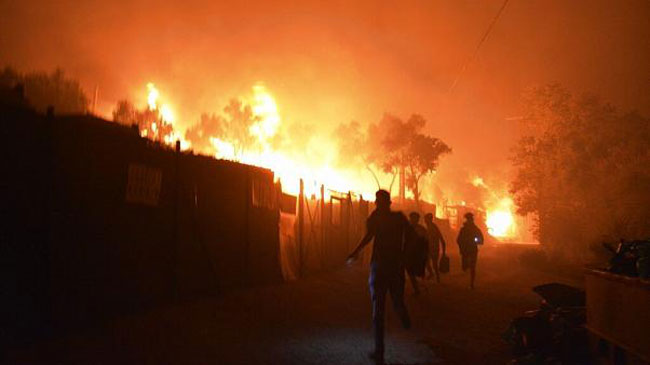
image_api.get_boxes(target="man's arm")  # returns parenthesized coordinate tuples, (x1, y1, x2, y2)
(347, 231, 373, 261)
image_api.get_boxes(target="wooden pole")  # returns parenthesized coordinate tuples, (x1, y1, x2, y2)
(320, 184, 325, 269)
(347, 191, 352, 252)
(298, 178, 305, 277)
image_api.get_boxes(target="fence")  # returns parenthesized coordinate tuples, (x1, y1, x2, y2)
(1, 105, 282, 344)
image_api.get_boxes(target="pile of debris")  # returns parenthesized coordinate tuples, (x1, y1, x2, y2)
(603, 239, 650, 279)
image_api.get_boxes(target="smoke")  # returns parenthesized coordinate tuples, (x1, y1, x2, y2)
(2, 0, 649, 238)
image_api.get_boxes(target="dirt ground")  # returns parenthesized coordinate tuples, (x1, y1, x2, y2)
(5, 244, 584, 365)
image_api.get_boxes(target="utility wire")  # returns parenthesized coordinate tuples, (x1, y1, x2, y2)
(448, 0, 510, 93)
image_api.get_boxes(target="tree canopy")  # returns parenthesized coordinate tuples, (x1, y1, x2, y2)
(0, 66, 88, 114)
(335, 113, 451, 205)
(112, 99, 173, 144)
(184, 99, 261, 157)
(510, 84, 650, 257)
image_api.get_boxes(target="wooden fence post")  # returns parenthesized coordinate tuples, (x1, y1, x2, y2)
(298, 179, 304, 277)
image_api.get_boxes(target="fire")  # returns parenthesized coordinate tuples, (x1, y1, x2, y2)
(147, 83, 159, 110)
(146, 82, 173, 123)
(249, 84, 280, 144)
(472, 176, 485, 187)
(485, 196, 516, 238)
(142, 82, 190, 150)
(205, 83, 375, 199)
(133, 82, 529, 244)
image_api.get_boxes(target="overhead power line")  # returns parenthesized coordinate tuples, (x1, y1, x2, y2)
(448, 0, 510, 93)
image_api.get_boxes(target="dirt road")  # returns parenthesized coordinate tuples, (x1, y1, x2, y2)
(6, 245, 583, 364)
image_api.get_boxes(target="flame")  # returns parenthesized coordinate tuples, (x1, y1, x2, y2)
(134, 82, 528, 244)
(485, 196, 515, 237)
(147, 83, 159, 110)
(472, 176, 485, 187)
(160, 105, 175, 123)
(141, 82, 190, 150)
(249, 84, 280, 144)
(147, 82, 173, 124)
(203, 84, 375, 199)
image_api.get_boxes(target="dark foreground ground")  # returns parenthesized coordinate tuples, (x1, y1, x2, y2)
(5, 245, 583, 365)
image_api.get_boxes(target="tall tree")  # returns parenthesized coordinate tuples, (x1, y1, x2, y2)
(335, 113, 451, 204)
(183, 98, 260, 158)
(374, 114, 451, 207)
(511, 84, 650, 258)
(184, 113, 225, 154)
(222, 99, 258, 156)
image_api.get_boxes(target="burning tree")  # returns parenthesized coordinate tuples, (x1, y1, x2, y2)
(184, 84, 287, 160)
(510, 84, 650, 258)
(112, 83, 186, 148)
(184, 113, 224, 153)
(184, 99, 262, 157)
(112, 99, 173, 144)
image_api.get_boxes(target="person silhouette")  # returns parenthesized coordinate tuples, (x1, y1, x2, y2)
(347, 190, 412, 364)
(424, 213, 446, 283)
(456, 212, 484, 289)
(406, 212, 428, 295)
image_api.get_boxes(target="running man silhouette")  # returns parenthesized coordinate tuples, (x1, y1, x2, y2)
(347, 190, 412, 364)
(456, 212, 484, 289)
(406, 211, 428, 295)
(424, 213, 447, 283)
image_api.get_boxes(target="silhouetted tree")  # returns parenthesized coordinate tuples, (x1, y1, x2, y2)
(0, 66, 88, 114)
(112, 99, 172, 143)
(335, 113, 451, 204)
(222, 99, 258, 156)
(511, 84, 650, 258)
(374, 114, 451, 207)
(184, 113, 225, 154)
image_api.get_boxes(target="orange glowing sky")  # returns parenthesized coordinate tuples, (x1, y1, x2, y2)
(1, 0, 649, 186)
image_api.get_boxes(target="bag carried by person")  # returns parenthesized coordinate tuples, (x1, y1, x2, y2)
(439, 254, 450, 273)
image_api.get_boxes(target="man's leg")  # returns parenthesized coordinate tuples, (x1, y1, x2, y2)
(408, 272, 420, 295)
(432, 254, 440, 283)
(389, 270, 411, 330)
(425, 258, 434, 279)
(369, 267, 388, 359)
(469, 254, 477, 289)
(461, 254, 468, 272)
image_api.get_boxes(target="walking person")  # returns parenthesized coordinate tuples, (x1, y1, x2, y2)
(456, 212, 484, 289)
(406, 212, 428, 296)
(347, 190, 412, 364)
(424, 213, 446, 283)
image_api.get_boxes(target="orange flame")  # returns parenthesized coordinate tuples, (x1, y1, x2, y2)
(143, 82, 190, 150)
(485, 196, 515, 237)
